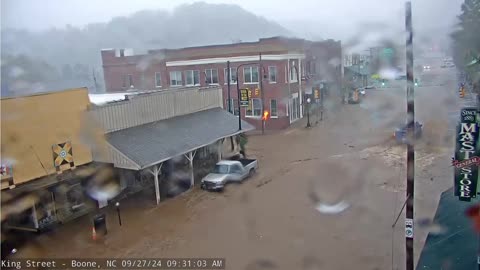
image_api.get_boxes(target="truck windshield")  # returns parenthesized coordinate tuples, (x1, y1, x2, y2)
(212, 164, 229, 174)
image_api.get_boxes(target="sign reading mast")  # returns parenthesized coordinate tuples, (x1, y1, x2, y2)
(454, 107, 480, 201)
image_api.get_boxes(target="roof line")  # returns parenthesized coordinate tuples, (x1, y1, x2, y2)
(0, 87, 88, 100)
(105, 141, 142, 170)
(139, 125, 254, 170)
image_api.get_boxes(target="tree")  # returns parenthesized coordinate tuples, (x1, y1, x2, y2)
(451, 0, 480, 86)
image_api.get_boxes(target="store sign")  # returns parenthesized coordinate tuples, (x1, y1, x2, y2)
(240, 88, 249, 107)
(453, 108, 479, 201)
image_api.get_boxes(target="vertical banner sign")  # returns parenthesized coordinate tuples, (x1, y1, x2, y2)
(240, 89, 249, 107)
(453, 107, 479, 201)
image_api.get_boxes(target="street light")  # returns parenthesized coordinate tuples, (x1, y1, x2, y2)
(235, 62, 267, 131)
(115, 202, 122, 226)
(306, 97, 312, 128)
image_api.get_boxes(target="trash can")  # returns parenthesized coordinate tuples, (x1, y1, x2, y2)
(93, 214, 107, 236)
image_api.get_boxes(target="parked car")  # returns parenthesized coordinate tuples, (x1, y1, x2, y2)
(201, 159, 258, 191)
(393, 121, 423, 144)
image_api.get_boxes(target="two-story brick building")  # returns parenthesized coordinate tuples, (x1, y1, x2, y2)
(101, 37, 342, 130)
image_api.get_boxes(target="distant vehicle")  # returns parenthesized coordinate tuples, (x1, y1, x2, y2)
(423, 65, 431, 70)
(201, 159, 258, 191)
(365, 85, 376, 89)
(393, 121, 423, 144)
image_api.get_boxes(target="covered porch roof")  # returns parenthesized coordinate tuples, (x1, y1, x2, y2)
(106, 107, 254, 170)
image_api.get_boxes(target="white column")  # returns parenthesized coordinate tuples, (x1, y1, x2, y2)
(184, 150, 197, 187)
(218, 139, 224, 162)
(299, 57, 303, 118)
(148, 164, 163, 205)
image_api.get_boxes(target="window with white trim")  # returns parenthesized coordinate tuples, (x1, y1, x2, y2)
(270, 99, 278, 117)
(226, 98, 239, 116)
(268, 66, 277, 83)
(185, 70, 200, 86)
(155, 72, 162, 87)
(246, 98, 262, 117)
(205, 69, 218, 84)
(244, 66, 259, 83)
(290, 64, 298, 82)
(224, 68, 237, 84)
(169, 71, 182, 86)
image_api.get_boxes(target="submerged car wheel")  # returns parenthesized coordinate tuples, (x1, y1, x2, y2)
(249, 168, 255, 177)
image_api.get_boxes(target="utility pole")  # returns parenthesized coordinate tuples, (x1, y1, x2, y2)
(227, 61, 231, 113)
(260, 53, 265, 134)
(227, 61, 235, 151)
(405, 2, 415, 270)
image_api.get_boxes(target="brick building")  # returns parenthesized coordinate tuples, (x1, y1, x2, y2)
(101, 37, 342, 130)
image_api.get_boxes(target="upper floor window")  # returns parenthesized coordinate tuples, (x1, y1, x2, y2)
(205, 69, 218, 84)
(290, 63, 298, 82)
(155, 72, 162, 87)
(224, 68, 237, 84)
(268, 66, 277, 83)
(185, 70, 200, 86)
(244, 66, 259, 83)
(123, 74, 134, 88)
(170, 71, 182, 86)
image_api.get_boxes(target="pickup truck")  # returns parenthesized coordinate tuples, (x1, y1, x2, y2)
(393, 121, 423, 144)
(200, 159, 258, 191)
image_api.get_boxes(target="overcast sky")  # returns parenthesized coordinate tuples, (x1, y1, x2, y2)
(2, 0, 462, 33)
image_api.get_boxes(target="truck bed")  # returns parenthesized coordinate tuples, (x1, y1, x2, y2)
(239, 158, 256, 167)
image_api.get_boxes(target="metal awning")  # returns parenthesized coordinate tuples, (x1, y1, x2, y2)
(106, 107, 254, 170)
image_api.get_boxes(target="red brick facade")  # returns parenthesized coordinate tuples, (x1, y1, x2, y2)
(101, 37, 342, 130)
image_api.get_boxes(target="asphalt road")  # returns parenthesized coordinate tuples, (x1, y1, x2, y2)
(14, 67, 464, 270)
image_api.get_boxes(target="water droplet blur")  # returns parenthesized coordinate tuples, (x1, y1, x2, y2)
(84, 166, 121, 201)
(416, 218, 448, 235)
(379, 67, 398, 80)
(315, 201, 350, 214)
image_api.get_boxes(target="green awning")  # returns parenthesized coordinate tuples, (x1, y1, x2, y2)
(417, 187, 478, 269)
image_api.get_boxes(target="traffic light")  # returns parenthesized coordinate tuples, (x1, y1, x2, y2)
(262, 110, 269, 121)
(248, 89, 252, 98)
(460, 87, 465, 98)
(255, 88, 260, 96)
(314, 89, 320, 99)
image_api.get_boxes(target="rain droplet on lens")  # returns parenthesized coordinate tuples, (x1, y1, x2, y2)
(315, 201, 350, 215)
(85, 166, 121, 201)
(416, 218, 447, 235)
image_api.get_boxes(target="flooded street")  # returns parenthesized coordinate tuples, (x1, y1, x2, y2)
(13, 69, 462, 269)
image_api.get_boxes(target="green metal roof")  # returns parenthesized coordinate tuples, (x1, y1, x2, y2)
(417, 187, 478, 269)
(344, 65, 370, 76)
